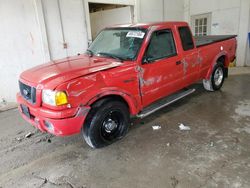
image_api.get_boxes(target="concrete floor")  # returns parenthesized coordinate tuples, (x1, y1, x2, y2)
(0, 74, 250, 188)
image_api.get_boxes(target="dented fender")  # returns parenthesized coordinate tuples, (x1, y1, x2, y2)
(85, 88, 141, 115)
(56, 65, 142, 115)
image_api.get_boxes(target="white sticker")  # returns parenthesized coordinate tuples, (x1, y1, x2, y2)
(126, 31, 145, 39)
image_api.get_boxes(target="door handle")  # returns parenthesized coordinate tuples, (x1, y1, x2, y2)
(176, 61, 182, 65)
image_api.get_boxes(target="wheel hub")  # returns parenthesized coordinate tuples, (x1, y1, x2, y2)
(103, 118, 118, 133)
(214, 67, 223, 86)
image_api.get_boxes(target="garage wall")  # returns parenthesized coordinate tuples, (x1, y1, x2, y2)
(90, 6, 132, 39)
(245, 4, 250, 66)
(0, 0, 44, 103)
(163, 0, 184, 21)
(246, 22, 250, 66)
(138, 0, 164, 22)
(137, 0, 184, 22)
(0, 0, 89, 104)
(184, 0, 250, 66)
(42, 0, 88, 60)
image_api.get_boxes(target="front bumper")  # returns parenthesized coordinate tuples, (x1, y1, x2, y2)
(16, 93, 90, 136)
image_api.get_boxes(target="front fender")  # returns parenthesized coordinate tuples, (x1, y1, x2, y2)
(84, 88, 141, 115)
(56, 66, 141, 115)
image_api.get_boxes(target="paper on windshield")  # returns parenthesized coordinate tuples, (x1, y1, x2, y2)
(126, 31, 145, 39)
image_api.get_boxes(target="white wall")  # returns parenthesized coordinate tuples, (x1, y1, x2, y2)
(90, 6, 132, 39)
(0, 0, 90, 105)
(137, 0, 184, 22)
(42, 0, 88, 60)
(184, 0, 250, 66)
(184, 0, 241, 34)
(138, 0, 164, 22)
(239, 0, 250, 66)
(0, 0, 44, 103)
(246, 14, 250, 66)
(164, 0, 184, 21)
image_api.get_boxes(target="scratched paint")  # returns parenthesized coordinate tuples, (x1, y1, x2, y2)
(136, 65, 163, 87)
(182, 59, 188, 74)
(66, 80, 80, 89)
(143, 76, 162, 86)
(192, 54, 203, 68)
(136, 66, 145, 87)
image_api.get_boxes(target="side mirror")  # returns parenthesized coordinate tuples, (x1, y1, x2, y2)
(142, 56, 149, 64)
(142, 56, 154, 64)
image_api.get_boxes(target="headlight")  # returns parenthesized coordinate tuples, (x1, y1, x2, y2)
(42, 90, 68, 106)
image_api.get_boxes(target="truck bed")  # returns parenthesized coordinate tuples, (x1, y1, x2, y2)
(194, 35, 237, 48)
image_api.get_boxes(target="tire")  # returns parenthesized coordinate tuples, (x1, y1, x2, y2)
(82, 99, 130, 148)
(203, 62, 225, 91)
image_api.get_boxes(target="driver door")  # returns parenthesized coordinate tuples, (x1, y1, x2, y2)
(140, 29, 184, 107)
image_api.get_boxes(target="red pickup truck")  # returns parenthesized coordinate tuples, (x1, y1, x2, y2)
(17, 22, 237, 148)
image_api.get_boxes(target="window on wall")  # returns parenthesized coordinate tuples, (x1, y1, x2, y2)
(195, 17, 207, 36)
(192, 13, 211, 36)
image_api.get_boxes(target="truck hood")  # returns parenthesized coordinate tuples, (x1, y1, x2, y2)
(20, 54, 123, 89)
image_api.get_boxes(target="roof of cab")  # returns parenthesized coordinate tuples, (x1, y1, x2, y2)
(107, 21, 188, 29)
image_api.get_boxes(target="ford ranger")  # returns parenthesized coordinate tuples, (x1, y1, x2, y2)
(17, 22, 237, 148)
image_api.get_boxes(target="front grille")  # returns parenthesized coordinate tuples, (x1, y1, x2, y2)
(19, 81, 36, 104)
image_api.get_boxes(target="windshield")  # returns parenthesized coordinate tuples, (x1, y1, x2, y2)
(88, 28, 147, 61)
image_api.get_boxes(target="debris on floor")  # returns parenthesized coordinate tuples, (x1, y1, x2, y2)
(17, 130, 24, 135)
(210, 142, 214, 147)
(170, 176, 179, 188)
(35, 135, 53, 144)
(15, 137, 23, 142)
(152, 125, 161, 130)
(178, 123, 191, 131)
(166, 142, 171, 147)
(25, 132, 34, 138)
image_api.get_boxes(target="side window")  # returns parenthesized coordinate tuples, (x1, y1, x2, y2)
(144, 29, 177, 62)
(178, 27, 194, 51)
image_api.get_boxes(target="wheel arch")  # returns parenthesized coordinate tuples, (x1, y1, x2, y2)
(85, 91, 140, 115)
(205, 52, 229, 80)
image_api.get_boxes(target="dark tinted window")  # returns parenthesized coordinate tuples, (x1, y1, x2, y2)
(145, 29, 177, 62)
(178, 27, 194, 51)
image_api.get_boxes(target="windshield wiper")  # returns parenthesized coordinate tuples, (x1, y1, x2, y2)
(97, 52, 124, 62)
(86, 49, 94, 57)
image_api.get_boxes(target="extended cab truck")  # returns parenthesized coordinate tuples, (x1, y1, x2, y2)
(17, 22, 237, 148)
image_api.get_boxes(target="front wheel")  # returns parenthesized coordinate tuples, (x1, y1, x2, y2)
(82, 99, 130, 148)
(203, 62, 225, 91)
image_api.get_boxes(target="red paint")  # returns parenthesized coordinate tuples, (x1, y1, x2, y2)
(17, 22, 237, 136)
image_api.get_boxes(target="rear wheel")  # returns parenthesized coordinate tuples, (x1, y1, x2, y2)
(82, 99, 130, 148)
(203, 62, 225, 91)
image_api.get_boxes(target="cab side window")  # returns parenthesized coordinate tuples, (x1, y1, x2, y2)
(178, 27, 194, 51)
(144, 29, 177, 62)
